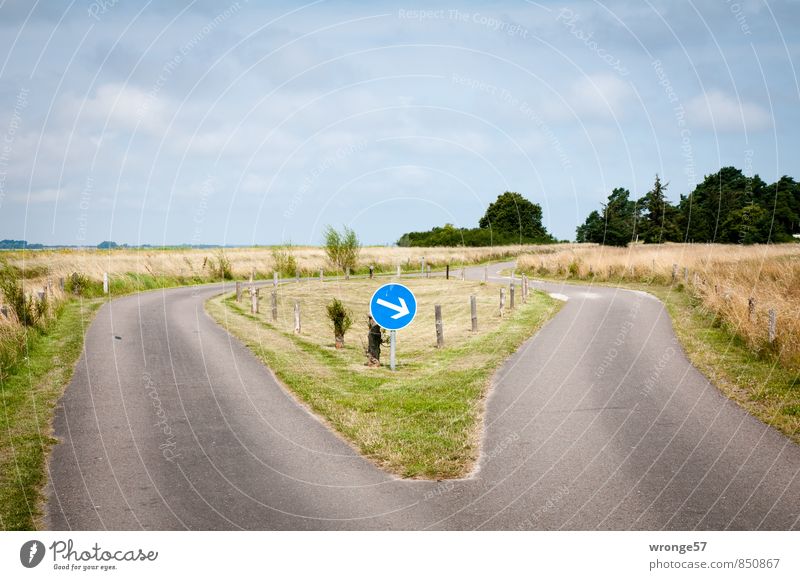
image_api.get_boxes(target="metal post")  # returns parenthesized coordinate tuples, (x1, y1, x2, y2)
(294, 302, 301, 334)
(390, 330, 396, 371)
(499, 287, 505, 317)
(510, 281, 515, 309)
(470, 295, 478, 332)
(446, 265, 450, 280)
(434, 304, 444, 348)
(271, 291, 277, 322)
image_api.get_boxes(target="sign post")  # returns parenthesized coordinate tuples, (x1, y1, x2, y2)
(390, 330, 396, 371)
(369, 283, 417, 371)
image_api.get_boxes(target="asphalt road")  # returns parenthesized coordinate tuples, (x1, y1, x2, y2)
(46, 262, 800, 530)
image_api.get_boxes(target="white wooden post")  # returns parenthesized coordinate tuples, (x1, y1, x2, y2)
(768, 309, 776, 343)
(271, 291, 278, 321)
(499, 287, 506, 317)
(251, 288, 259, 314)
(103, 272, 109, 294)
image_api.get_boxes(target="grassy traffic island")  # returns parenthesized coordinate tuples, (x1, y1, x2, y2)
(207, 277, 561, 479)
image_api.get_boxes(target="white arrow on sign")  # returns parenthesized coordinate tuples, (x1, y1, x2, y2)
(376, 297, 410, 319)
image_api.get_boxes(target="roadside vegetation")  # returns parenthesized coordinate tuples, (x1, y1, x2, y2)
(207, 278, 560, 478)
(0, 294, 102, 529)
(517, 243, 800, 443)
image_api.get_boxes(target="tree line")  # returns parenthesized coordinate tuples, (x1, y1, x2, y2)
(576, 166, 800, 246)
(398, 191, 556, 246)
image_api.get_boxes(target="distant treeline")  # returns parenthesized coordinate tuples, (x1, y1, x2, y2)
(0, 240, 44, 249)
(577, 167, 800, 246)
(398, 191, 556, 247)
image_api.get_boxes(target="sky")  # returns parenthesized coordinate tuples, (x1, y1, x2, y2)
(0, 0, 798, 246)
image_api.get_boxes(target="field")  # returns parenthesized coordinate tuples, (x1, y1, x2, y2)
(207, 277, 560, 478)
(518, 243, 800, 368)
(1, 244, 564, 295)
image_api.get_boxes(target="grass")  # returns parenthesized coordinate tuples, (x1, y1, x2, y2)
(2, 243, 568, 300)
(517, 243, 800, 367)
(207, 278, 561, 478)
(647, 284, 800, 443)
(0, 298, 103, 530)
(514, 249, 800, 445)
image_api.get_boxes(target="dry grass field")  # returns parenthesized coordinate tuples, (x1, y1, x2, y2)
(2, 244, 563, 291)
(518, 243, 800, 369)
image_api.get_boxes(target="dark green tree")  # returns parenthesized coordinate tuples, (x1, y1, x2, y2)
(602, 187, 637, 246)
(478, 191, 553, 243)
(575, 210, 604, 243)
(761, 176, 800, 242)
(637, 175, 681, 243)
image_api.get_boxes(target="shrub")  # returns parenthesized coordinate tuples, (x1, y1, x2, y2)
(271, 243, 298, 277)
(0, 265, 45, 327)
(323, 225, 360, 273)
(208, 250, 233, 280)
(65, 272, 93, 296)
(326, 298, 352, 348)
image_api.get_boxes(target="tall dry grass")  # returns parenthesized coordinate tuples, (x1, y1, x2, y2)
(2, 244, 565, 293)
(517, 243, 800, 368)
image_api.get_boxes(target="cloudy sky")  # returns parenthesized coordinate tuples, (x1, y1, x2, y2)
(0, 0, 798, 245)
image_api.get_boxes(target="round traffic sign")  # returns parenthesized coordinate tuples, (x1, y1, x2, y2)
(369, 283, 417, 331)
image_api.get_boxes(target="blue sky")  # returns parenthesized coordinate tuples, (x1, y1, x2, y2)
(0, 0, 798, 245)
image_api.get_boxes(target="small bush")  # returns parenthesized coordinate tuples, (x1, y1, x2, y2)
(271, 243, 298, 277)
(323, 225, 360, 273)
(326, 298, 352, 348)
(65, 272, 94, 296)
(0, 266, 45, 327)
(208, 250, 233, 280)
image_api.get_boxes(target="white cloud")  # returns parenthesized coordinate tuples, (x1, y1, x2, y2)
(537, 74, 633, 122)
(686, 90, 772, 132)
(61, 83, 167, 136)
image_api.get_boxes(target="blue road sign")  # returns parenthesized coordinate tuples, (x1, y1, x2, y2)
(369, 283, 417, 331)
